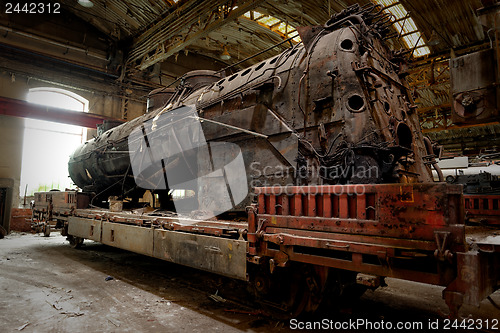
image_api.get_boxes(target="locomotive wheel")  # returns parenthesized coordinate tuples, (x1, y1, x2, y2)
(43, 223, 51, 237)
(68, 235, 84, 249)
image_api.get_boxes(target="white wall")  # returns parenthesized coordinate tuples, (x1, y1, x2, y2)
(0, 72, 27, 207)
(0, 115, 23, 207)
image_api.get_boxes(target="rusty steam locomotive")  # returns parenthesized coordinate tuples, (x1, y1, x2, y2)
(68, 3, 440, 212)
(30, 3, 499, 317)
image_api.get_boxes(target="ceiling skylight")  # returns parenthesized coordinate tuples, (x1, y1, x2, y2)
(372, 0, 430, 57)
(242, 11, 301, 43)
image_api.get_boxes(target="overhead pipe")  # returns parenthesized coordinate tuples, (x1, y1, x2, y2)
(0, 25, 108, 61)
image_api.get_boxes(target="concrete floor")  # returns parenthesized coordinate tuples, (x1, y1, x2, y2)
(0, 232, 499, 332)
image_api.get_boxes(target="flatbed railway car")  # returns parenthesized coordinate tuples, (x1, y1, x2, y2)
(32, 186, 500, 317)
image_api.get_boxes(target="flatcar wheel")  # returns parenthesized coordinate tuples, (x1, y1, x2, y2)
(43, 223, 51, 237)
(61, 224, 68, 237)
(250, 263, 328, 318)
(68, 235, 84, 249)
(315, 269, 368, 314)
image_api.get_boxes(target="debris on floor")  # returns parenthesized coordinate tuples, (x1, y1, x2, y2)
(209, 290, 226, 303)
(16, 322, 29, 331)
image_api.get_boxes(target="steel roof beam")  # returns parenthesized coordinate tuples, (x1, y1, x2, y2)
(0, 96, 123, 129)
(129, 0, 266, 70)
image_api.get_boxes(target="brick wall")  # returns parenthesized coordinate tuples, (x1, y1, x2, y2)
(10, 208, 32, 232)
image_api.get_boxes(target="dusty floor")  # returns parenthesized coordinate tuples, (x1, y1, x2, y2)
(0, 232, 499, 332)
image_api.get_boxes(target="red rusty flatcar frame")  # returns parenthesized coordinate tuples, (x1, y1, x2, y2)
(248, 183, 499, 315)
(248, 183, 465, 282)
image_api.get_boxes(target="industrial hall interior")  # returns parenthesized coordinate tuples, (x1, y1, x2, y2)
(0, 0, 500, 332)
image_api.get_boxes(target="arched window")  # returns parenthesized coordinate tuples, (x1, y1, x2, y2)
(27, 87, 89, 112)
(21, 88, 88, 196)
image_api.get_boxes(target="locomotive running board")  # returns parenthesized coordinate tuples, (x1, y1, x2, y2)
(68, 216, 247, 280)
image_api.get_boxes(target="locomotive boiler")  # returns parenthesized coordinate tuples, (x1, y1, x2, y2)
(68, 3, 439, 213)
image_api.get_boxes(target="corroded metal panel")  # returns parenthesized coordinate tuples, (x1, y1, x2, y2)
(254, 183, 464, 234)
(249, 183, 466, 286)
(154, 229, 247, 280)
(101, 221, 153, 256)
(450, 49, 499, 123)
(68, 216, 101, 242)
